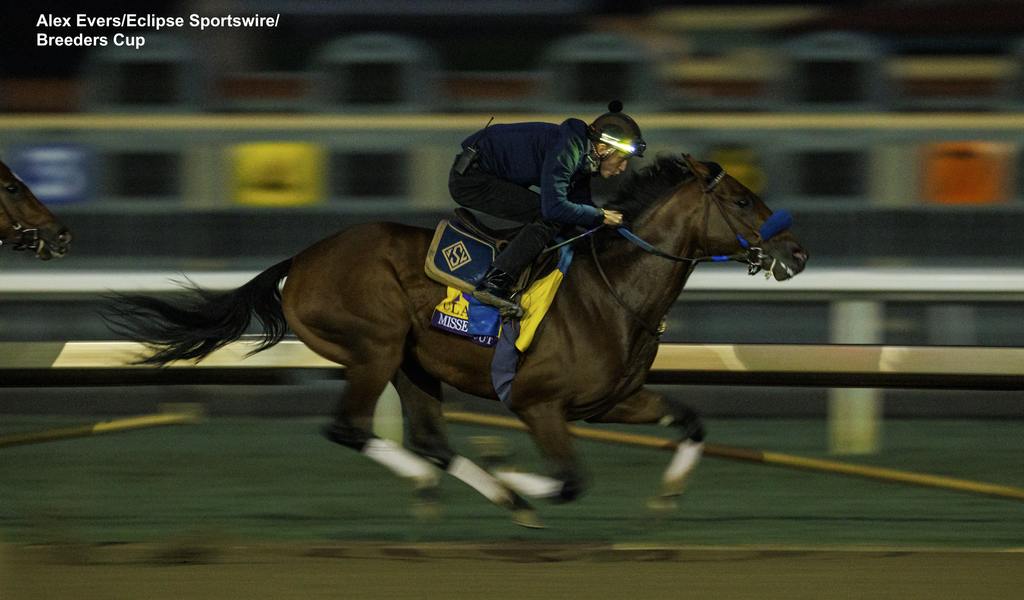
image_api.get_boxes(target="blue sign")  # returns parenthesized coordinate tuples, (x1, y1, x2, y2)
(8, 144, 91, 204)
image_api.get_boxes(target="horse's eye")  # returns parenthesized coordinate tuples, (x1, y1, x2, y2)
(4, 184, 18, 194)
(736, 197, 750, 208)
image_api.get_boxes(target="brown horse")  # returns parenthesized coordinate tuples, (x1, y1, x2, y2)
(108, 154, 807, 526)
(0, 160, 72, 259)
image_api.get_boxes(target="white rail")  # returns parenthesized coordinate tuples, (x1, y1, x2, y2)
(3, 268, 1024, 296)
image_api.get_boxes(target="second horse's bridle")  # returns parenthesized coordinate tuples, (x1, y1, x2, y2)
(0, 186, 41, 252)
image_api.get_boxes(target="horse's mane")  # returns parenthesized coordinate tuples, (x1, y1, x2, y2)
(603, 154, 696, 222)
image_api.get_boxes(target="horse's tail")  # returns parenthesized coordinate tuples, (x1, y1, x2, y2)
(104, 258, 294, 365)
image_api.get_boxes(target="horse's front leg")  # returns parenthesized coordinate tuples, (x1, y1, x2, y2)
(513, 400, 587, 502)
(586, 387, 706, 507)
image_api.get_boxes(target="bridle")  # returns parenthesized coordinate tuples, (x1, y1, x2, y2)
(0, 186, 42, 252)
(590, 155, 792, 337)
(616, 159, 786, 274)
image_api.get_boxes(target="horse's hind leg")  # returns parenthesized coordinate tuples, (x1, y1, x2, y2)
(320, 352, 440, 491)
(586, 387, 706, 508)
(395, 358, 452, 467)
(396, 358, 540, 528)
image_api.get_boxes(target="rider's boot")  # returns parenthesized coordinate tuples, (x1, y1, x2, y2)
(473, 266, 524, 318)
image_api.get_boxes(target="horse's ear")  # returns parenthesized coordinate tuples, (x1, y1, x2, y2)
(680, 153, 707, 179)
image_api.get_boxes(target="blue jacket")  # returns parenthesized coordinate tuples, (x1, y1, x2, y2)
(461, 119, 602, 227)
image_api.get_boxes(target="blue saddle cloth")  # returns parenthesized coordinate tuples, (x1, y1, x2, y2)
(424, 220, 498, 292)
(430, 287, 502, 347)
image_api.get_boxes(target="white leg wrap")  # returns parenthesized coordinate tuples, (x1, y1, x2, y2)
(494, 470, 563, 499)
(662, 440, 703, 495)
(362, 438, 438, 486)
(447, 456, 511, 505)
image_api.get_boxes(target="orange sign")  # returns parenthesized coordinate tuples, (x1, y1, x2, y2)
(922, 142, 1013, 205)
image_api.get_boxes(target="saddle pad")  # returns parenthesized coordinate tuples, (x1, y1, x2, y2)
(491, 244, 574, 405)
(431, 287, 501, 347)
(424, 220, 497, 293)
(515, 245, 573, 352)
(429, 242, 572, 386)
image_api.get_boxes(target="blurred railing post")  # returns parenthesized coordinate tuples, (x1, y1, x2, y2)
(828, 300, 882, 455)
(373, 383, 404, 444)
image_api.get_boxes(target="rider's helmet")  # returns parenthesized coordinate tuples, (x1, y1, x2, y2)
(588, 100, 646, 158)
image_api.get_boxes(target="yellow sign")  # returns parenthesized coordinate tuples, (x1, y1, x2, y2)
(709, 146, 765, 195)
(230, 142, 325, 206)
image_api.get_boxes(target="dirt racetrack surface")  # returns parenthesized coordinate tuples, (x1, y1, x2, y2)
(3, 417, 1022, 598)
(3, 542, 1023, 600)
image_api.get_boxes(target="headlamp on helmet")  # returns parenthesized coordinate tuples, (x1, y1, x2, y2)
(589, 100, 646, 158)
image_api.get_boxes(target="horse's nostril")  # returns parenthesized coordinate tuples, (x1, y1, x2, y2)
(57, 230, 72, 244)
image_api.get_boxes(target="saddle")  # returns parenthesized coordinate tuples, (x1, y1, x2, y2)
(451, 207, 519, 248)
(426, 208, 577, 389)
(425, 208, 556, 293)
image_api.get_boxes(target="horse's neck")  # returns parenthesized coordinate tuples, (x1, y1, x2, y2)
(591, 216, 699, 326)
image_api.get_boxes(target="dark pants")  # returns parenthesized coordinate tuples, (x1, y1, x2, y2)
(448, 163, 562, 276)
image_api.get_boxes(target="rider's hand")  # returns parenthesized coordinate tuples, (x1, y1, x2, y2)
(601, 209, 624, 226)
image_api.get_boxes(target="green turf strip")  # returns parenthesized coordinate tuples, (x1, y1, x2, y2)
(1, 417, 1021, 548)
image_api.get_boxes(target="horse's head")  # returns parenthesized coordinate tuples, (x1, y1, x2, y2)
(0, 160, 72, 260)
(680, 154, 808, 281)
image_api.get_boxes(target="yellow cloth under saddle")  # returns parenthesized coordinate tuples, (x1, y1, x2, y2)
(513, 267, 565, 351)
(437, 265, 565, 353)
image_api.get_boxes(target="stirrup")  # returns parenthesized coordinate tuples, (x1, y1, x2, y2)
(472, 289, 524, 319)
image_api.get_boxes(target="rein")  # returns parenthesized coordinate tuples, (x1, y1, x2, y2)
(590, 158, 793, 337)
(589, 235, 663, 338)
(542, 224, 602, 255)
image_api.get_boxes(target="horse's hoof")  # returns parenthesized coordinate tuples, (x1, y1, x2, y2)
(411, 481, 444, 518)
(646, 494, 678, 513)
(509, 489, 534, 512)
(412, 485, 442, 521)
(552, 475, 585, 503)
(470, 435, 512, 469)
(412, 500, 442, 521)
(512, 509, 544, 529)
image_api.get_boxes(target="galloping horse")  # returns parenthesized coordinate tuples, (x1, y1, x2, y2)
(0, 160, 72, 259)
(108, 154, 807, 525)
